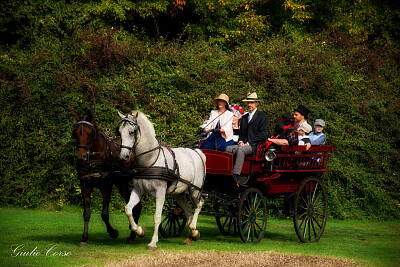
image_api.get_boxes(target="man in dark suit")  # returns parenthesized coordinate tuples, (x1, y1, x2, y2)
(226, 92, 268, 184)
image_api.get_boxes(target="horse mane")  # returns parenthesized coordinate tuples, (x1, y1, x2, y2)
(132, 110, 156, 137)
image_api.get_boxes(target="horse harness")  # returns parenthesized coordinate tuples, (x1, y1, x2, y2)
(119, 116, 203, 192)
(73, 120, 122, 181)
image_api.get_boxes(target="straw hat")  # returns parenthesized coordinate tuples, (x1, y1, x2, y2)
(213, 93, 230, 106)
(242, 92, 261, 102)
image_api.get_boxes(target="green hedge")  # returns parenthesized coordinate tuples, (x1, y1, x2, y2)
(1, 27, 399, 219)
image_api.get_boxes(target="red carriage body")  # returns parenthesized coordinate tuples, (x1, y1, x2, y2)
(198, 143, 333, 243)
(201, 144, 333, 194)
(161, 142, 333, 244)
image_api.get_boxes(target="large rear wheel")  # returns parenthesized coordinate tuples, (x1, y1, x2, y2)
(293, 177, 327, 243)
(238, 188, 267, 243)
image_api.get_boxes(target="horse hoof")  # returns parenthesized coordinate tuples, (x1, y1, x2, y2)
(110, 229, 119, 239)
(147, 245, 157, 251)
(79, 242, 87, 247)
(126, 238, 135, 245)
(183, 238, 192, 245)
(191, 231, 200, 241)
(127, 232, 137, 243)
(137, 226, 145, 238)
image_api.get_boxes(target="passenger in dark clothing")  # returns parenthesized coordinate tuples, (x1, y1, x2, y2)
(226, 92, 268, 184)
(268, 114, 298, 147)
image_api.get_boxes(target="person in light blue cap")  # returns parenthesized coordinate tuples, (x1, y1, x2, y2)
(306, 119, 326, 149)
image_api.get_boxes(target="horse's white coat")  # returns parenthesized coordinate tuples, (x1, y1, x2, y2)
(118, 111, 206, 250)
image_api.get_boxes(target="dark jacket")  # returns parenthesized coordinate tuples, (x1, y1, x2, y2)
(239, 110, 269, 153)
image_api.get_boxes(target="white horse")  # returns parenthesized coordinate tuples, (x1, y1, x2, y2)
(118, 110, 206, 250)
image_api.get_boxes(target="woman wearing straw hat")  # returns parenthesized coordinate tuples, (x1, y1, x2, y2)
(199, 93, 234, 151)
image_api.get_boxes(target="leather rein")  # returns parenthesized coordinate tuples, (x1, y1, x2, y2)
(119, 116, 203, 192)
(73, 120, 118, 164)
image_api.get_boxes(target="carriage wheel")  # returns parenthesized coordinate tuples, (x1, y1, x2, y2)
(293, 177, 327, 243)
(216, 210, 239, 236)
(159, 196, 187, 238)
(238, 188, 267, 244)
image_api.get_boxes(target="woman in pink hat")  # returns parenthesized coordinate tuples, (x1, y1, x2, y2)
(200, 93, 234, 151)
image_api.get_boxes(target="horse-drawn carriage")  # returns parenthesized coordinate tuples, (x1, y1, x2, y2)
(73, 109, 333, 249)
(159, 143, 333, 244)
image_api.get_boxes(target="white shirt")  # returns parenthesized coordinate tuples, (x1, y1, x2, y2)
(248, 108, 257, 123)
(204, 110, 233, 141)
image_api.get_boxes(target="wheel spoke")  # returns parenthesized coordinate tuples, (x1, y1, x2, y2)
(312, 183, 319, 202)
(311, 218, 318, 238)
(302, 218, 309, 238)
(241, 218, 249, 226)
(173, 217, 177, 235)
(163, 218, 171, 232)
(301, 193, 309, 207)
(253, 193, 258, 209)
(312, 189, 322, 205)
(313, 216, 322, 229)
(242, 221, 250, 238)
(255, 221, 263, 231)
(313, 202, 324, 209)
(227, 217, 233, 233)
(255, 195, 263, 211)
(308, 181, 313, 206)
(244, 204, 251, 214)
(298, 210, 307, 218)
(161, 215, 169, 225)
(298, 203, 308, 211)
(298, 213, 307, 229)
(167, 219, 172, 235)
(222, 216, 229, 229)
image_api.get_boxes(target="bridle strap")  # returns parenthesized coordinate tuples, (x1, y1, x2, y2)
(74, 120, 97, 158)
(119, 116, 140, 153)
(77, 121, 95, 128)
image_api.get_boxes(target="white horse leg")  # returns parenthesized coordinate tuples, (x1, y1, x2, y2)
(147, 188, 166, 250)
(125, 188, 145, 237)
(188, 190, 204, 241)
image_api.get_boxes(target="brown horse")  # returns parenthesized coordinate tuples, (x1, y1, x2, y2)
(72, 109, 142, 246)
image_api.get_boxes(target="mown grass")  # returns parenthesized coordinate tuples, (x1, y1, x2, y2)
(0, 206, 399, 266)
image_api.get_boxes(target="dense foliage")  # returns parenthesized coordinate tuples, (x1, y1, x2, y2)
(0, 0, 399, 219)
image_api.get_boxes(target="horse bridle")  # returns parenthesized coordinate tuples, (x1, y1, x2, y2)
(73, 121, 97, 158)
(119, 117, 141, 154)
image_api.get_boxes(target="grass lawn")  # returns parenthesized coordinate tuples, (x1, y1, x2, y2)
(0, 206, 399, 266)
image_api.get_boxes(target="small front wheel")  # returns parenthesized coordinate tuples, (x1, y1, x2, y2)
(216, 214, 239, 236)
(238, 188, 267, 243)
(159, 196, 187, 238)
(293, 177, 327, 243)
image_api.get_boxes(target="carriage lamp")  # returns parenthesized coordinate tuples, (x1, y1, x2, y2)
(265, 148, 276, 162)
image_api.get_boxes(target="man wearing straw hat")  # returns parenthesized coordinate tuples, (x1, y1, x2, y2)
(226, 92, 269, 185)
